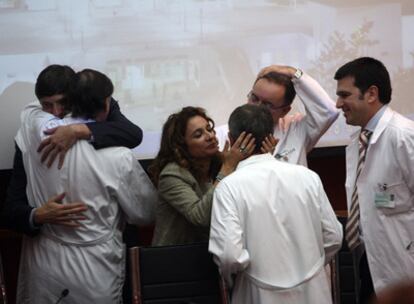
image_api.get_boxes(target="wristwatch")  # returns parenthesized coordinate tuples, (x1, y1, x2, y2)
(293, 68, 303, 79)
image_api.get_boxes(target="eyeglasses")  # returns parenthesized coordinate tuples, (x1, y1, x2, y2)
(247, 91, 287, 111)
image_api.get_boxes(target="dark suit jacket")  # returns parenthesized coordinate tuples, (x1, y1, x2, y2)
(1, 98, 142, 236)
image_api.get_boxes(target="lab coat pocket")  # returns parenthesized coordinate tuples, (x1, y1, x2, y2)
(375, 181, 412, 215)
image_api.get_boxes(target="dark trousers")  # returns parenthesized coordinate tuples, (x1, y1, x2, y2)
(358, 252, 376, 304)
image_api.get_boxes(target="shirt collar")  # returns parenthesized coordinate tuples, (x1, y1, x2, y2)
(365, 105, 387, 132)
(236, 153, 275, 170)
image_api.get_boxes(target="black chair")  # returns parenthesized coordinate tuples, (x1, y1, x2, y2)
(330, 252, 341, 304)
(0, 252, 7, 304)
(129, 242, 229, 304)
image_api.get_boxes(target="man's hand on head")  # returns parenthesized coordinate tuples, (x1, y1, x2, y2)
(38, 124, 91, 169)
(257, 65, 296, 78)
(33, 193, 88, 227)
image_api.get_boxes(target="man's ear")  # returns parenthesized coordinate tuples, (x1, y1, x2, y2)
(366, 85, 379, 104)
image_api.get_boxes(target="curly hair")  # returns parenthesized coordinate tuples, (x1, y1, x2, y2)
(149, 106, 221, 186)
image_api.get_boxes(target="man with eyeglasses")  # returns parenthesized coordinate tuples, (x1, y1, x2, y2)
(215, 65, 338, 167)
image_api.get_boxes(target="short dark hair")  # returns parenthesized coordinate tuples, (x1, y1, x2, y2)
(70, 69, 114, 119)
(35, 64, 75, 100)
(334, 57, 392, 104)
(229, 104, 274, 153)
(255, 71, 296, 106)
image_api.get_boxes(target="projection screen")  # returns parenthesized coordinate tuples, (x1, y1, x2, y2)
(1, 0, 414, 169)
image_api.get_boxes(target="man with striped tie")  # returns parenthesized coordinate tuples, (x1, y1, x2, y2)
(335, 57, 414, 303)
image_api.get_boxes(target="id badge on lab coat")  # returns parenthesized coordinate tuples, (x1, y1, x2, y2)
(374, 183, 395, 208)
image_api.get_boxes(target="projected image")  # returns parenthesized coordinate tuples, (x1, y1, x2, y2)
(1, 0, 414, 167)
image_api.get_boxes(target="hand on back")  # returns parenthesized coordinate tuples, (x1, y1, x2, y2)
(34, 192, 88, 227)
(38, 124, 91, 169)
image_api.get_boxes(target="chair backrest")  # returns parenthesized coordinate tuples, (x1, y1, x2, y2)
(129, 242, 228, 304)
(0, 252, 7, 304)
(330, 253, 340, 304)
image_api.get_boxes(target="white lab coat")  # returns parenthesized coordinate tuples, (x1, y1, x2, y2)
(215, 72, 339, 166)
(15, 103, 157, 304)
(345, 107, 414, 292)
(209, 154, 343, 304)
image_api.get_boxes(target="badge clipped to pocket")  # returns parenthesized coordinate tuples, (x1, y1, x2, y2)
(374, 183, 395, 209)
(275, 148, 295, 162)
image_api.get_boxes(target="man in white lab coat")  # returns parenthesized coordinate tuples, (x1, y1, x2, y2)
(209, 104, 343, 304)
(335, 57, 414, 303)
(16, 69, 156, 303)
(215, 65, 339, 166)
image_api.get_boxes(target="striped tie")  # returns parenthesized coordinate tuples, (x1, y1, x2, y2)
(345, 129, 372, 251)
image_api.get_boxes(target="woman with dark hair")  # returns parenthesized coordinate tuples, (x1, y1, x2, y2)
(150, 106, 254, 246)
